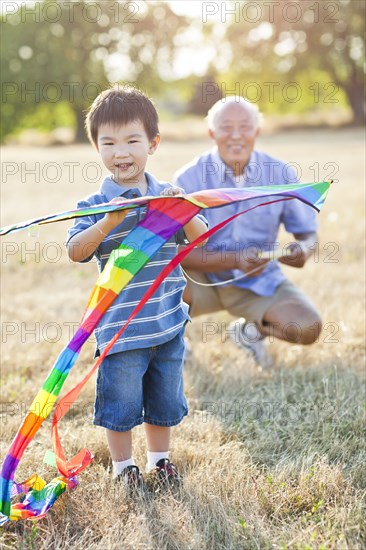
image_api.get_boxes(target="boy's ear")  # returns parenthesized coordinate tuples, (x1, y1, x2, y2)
(148, 134, 160, 155)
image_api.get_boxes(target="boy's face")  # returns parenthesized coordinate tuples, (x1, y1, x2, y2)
(97, 120, 160, 187)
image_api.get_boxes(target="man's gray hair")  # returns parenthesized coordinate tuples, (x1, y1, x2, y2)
(207, 96, 262, 130)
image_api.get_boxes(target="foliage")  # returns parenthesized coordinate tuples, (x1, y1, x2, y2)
(0, 0, 189, 141)
(0, 0, 364, 142)
(220, 0, 365, 123)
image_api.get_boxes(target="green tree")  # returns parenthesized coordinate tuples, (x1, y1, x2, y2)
(0, 0, 190, 142)
(220, 0, 365, 124)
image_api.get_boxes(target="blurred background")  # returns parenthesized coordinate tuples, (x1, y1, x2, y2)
(1, 0, 364, 144)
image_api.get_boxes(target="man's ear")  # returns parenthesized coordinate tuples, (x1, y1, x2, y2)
(208, 128, 215, 140)
(148, 134, 161, 155)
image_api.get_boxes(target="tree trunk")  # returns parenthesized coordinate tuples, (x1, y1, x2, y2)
(73, 107, 88, 143)
(344, 67, 365, 126)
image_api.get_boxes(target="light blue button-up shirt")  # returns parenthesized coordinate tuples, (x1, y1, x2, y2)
(175, 149, 318, 296)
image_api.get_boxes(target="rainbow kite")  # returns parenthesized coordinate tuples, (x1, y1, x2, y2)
(0, 181, 332, 523)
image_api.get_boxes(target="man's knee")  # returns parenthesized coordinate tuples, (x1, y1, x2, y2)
(299, 314, 322, 345)
(283, 313, 322, 345)
(264, 303, 322, 345)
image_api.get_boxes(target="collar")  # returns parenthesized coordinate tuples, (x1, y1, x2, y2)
(99, 172, 161, 201)
(211, 148, 259, 186)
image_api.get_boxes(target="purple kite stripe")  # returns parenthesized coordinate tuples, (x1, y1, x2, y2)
(11, 481, 24, 497)
(139, 209, 186, 239)
(67, 328, 91, 353)
(1, 455, 20, 479)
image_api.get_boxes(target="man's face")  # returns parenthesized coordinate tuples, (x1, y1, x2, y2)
(209, 102, 259, 175)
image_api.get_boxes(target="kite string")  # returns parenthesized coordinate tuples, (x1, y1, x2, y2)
(182, 264, 264, 286)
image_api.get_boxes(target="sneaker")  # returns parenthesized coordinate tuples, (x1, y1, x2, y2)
(145, 459, 182, 492)
(115, 465, 145, 492)
(228, 318, 273, 369)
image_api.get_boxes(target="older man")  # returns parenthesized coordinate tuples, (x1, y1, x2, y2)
(174, 97, 321, 368)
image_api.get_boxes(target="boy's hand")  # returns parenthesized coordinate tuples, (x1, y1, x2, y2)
(160, 186, 185, 197)
(103, 197, 128, 231)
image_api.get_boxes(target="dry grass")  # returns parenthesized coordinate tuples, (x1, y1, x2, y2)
(1, 128, 365, 549)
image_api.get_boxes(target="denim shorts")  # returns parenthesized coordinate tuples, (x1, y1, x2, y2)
(93, 328, 188, 431)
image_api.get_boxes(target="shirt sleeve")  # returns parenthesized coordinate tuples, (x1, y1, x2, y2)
(280, 164, 318, 234)
(281, 199, 318, 234)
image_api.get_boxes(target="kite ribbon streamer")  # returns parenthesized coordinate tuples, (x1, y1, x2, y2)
(0, 181, 332, 522)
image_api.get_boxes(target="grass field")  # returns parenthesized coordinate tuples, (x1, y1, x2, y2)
(1, 128, 365, 549)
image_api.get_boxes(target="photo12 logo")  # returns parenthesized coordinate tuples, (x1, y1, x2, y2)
(2, 1, 140, 24)
(201, 2, 340, 24)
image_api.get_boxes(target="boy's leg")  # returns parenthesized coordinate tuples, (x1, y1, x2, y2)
(144, 424, 170, 452)
(144, 424, 171, 471)
(107, 429, 138, 479)
(143, 331, 187, 481)
(93, 349, 149, 480)
(107, 428, 132, 461)
(144, 424, 181, 486)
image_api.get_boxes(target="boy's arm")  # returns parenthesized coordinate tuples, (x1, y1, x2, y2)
(182, 216, 208, 247)
(67, 199, 128, 262)
(160, 187, 208, 247)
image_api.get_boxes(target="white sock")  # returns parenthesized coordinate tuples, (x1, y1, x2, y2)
(112, 457, 135, 478)
(146, 451, 169, 471)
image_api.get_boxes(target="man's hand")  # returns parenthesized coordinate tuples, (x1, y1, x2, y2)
(278, 232, 318, 268)
(236, 255, 270, 277)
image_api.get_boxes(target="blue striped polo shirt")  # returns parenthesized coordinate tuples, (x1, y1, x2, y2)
(67, 173, 204, 355)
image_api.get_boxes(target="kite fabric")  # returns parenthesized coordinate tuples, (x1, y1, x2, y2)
(0, 182, 330, 237)
(0, 181, 332, 523)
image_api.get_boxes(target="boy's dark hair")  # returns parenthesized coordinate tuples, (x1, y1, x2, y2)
(85, 85, 159, 147)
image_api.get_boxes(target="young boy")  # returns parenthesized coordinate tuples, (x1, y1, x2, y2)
(67, 85, 207, 489)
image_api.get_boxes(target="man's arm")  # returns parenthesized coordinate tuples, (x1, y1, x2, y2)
(180, 246, 269, 277)
(180, 231, 318, 275)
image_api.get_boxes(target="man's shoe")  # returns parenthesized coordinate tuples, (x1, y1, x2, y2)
(228, 318, 273, 369)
